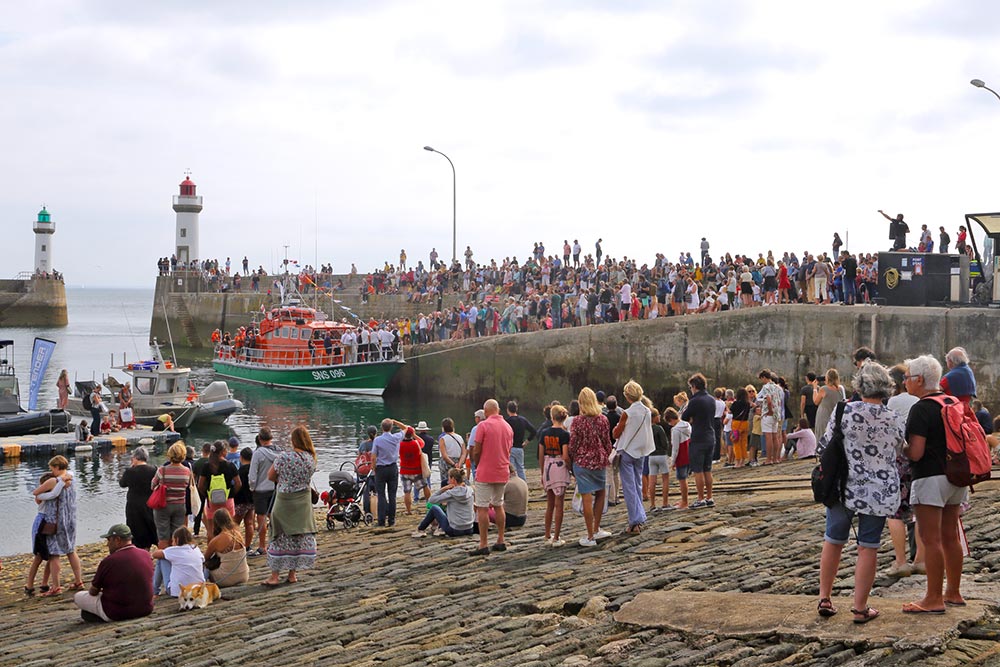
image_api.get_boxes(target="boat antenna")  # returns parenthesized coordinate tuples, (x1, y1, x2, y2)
(160, 295, 178, 364)
(122, 304, 141, 361)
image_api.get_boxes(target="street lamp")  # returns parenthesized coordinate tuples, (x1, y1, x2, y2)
(971, 78, 1000, 102)
(423, 145, 456, 265)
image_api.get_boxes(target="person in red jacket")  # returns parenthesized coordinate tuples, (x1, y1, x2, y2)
(399, 427, 430, 514)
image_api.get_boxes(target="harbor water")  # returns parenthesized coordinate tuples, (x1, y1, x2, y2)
(0, 288, 540, 556)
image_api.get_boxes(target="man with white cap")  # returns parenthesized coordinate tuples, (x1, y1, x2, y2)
(74, 524, 153, 622)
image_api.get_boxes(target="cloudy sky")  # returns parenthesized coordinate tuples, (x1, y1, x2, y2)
(3, 0, 1000, 286)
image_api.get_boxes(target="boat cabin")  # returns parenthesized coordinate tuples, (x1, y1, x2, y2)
(224, 306, 356, 366)
(0, 340, 21, 413)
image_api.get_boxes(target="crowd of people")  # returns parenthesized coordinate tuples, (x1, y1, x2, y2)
(23, 336, 999, 627)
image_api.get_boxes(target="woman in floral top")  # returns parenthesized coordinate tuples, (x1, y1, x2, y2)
(568, 387, 613, 548)
(263, 425, 318, 586)
(816, 361, 905, 624)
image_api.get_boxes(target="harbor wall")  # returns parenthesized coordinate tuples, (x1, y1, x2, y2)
(389, 305, 1000, 411)
(0, 278, 68, 327)
(149, 275, 464, 356)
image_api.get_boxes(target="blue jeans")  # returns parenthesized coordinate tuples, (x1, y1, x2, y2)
(374, 464, 398, 526)
(153, 558, 172, 596)
(843, 278, 857, 304)
(418, 504, 474, 536)
(90, 407, 102, 438)
(510, 447, 526, 481)
(619, 451, 647, 527)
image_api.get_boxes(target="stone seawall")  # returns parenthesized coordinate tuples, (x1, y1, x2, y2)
(149, 275, 464, 356)
(0, 278, 68, 327)
(390, 305, 1000, 410)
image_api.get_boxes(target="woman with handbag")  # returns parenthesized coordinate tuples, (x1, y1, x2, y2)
(35, 456, 84, 596)
(24, 463, 71, 595)
(118, 446, 158, 550)
(568, 387, 613, 548)
(205, 508, 249, 588)
(150, 442, 192, 595)
(262, 425, 318, 586)
(816, 361, 904, 624)
(612, 380, 656, 534)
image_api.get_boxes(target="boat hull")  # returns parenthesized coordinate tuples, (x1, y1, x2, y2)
(0, 410, 72, 437)
(192, 399, 244, 425)
(212, 359, 403, 396)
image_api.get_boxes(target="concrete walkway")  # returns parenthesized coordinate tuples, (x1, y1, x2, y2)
(2, 459, 1000, 666)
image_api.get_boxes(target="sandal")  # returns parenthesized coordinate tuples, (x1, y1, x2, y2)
(23, 587, 34, 597)
(851, 607, 879, 624)
(40, 586, 63, 597)
(70, 581, 85, 591)
(817, 598, 837, 617)
(39, 585, 50, 593)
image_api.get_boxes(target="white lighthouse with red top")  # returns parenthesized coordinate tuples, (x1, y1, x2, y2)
(173, 173, 203, 267)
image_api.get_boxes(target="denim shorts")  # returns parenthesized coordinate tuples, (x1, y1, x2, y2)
(824, 504, 886, 549)
(688, 443, 714, 473)
(674, 464, 690, 481)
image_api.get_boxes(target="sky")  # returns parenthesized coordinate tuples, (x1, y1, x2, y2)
(3, 0, 1000, 287)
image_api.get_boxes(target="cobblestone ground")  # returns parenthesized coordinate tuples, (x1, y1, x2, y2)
(1, 460, 999, 666)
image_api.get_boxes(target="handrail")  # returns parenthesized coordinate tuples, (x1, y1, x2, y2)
(213, 343, 403, 368)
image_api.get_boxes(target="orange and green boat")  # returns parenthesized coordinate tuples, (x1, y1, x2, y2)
(212, 305, 404, 396)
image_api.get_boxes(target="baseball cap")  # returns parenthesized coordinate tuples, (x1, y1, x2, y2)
(228, 436, 240, 448)
(100, 524, 132, 539)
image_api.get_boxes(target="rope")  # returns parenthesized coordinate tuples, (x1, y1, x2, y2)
(404, 335, 501, 360)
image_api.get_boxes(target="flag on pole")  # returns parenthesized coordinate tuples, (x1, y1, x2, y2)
(28, 337, 57, 410)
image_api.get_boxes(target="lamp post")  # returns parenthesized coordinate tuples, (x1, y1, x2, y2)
(971, 78, 1000, 103)
(968, 80, 1000, 306)
(423, 145, 456, 265)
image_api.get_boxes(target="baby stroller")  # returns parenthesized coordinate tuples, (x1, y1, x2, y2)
(323, 462, 374, 530)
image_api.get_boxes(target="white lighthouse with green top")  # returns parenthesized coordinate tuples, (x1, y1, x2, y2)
(32, 206, 55, 275)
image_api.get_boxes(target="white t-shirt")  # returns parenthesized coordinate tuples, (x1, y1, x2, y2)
(439, 432, 465, 461)
(619, 283, 632, 304)
(164, 545, 205, 597)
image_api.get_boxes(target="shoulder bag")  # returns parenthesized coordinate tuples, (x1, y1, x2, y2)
(147, 466, 169, 510)
(811, 402, 848, 507)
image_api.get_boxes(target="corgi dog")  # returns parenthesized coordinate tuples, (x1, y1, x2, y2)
(178, 582, 222, 610)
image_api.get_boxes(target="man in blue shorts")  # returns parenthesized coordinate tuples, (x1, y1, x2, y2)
(681, 373, 717, 508)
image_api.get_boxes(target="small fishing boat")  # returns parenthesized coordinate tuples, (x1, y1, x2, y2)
(66, 344, 243, 429)
(212, 304, 404, 395)
(0, 340, 72, 437)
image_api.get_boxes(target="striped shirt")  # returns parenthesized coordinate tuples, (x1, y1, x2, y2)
(155, 464, 191, 506)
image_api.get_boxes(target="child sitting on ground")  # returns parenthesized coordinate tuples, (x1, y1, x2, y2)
(152, 526, 205, 597)
(411, 467, 475, 538)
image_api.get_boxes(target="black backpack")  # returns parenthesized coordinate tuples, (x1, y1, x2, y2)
(811, 401, 847, 507)
(82, 392, 93, 411)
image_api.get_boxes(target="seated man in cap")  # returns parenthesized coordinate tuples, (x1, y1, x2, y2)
(74, 524, 154, 622)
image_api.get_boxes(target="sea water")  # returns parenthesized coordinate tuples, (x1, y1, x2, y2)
(0, 287, 539, 556)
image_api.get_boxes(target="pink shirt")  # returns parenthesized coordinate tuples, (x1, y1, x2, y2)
(474, 414, 513, 483)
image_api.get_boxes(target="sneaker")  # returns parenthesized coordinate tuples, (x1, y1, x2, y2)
(411, 530, 427, 538)
(431, 527, 444, 537)
(661, 504, 678, 511)
(550, 538, 565, 548)
(911, 562, 927, 575)
(579, 536, 597, 547)
(690, 500, 708, 509)
(594, 529, 613, 540)
(705, 499, 716, 507)
(247, 548, 265, 557)
(748, 461, 758, 468)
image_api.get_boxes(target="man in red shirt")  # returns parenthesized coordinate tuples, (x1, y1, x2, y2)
(470, 399, 513, 556)
(74, 524, 154, 622)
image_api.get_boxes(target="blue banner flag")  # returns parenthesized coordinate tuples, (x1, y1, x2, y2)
(28, 337, 57, 410)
